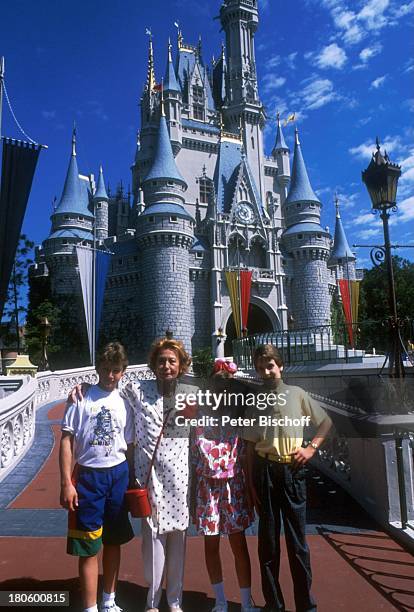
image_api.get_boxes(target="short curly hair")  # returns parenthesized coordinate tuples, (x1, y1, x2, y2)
(96, 342, 129, 370)
(148, 337, 191, 377)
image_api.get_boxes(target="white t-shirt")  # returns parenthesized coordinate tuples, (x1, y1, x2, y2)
(62, 384, 134, 468)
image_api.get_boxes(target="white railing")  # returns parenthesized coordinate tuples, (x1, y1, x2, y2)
(0, 364, 153, 482)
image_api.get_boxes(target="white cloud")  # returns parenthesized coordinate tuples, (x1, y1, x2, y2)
(300, 78, 339, 110)
(358, 0, 390, 31)
(262, 75, 286, 93)
(306, 43, 347, 69)
(267, 55, 281, 69)
(359, 43, 382, 64)
(397, 196, 414, 222)
(349, 137, 403, 161)
(356, 227, 382, 240)
(286, 52, 298, 70)
(391, 1, 414, 18)
(371, 75, 387, 89)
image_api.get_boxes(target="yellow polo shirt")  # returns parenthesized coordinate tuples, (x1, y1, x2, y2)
(242, 380, 328, 457)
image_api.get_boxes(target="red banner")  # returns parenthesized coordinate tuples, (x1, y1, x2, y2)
(338, 279, 353, 347)
(240, 270, 252, 331)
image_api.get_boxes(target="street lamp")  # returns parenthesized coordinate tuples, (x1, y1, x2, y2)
(361, 138, 403, 378)
(39, 317, 51, 371)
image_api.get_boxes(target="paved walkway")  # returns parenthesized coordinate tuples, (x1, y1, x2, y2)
(1, 401, 413, 611)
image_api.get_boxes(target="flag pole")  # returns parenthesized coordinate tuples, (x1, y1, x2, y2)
(92, 192, 96, 367)
(0, 57, 4, 141)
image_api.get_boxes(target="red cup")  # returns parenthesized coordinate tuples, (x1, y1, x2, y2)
(125, 487, 151, 518)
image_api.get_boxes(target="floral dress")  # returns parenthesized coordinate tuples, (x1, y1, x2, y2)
(192, 413, 254, 536)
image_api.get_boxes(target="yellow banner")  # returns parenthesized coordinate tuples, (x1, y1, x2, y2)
(225, 271, 241, 338)
(350, 281, 360, 325)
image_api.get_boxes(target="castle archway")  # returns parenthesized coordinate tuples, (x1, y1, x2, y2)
(223, 300, 276, 357)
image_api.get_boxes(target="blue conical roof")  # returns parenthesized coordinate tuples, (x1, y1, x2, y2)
(285, 130, 320, 205)
(55, 131, 93, 217)
(331, 207, 355, 261)
(144, 114, 187, 185)
(164, 41, 180, 93)
(94, 165, 108, 200)
(272, 114, 288, 153)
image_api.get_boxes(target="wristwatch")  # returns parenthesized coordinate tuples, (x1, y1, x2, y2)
(310, 442, 319, 450)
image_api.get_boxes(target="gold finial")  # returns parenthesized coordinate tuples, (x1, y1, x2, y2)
(145, 28, 156, 91)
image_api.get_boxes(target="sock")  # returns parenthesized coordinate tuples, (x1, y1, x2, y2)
(240, 587, 252, 608)
(102, 591, 116, 607)
(84, 606, 98, 612)
(212, 581, 226, 605)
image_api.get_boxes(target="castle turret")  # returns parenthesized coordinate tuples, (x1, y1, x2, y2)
(329, 197, 356, 280)
(44, 128, 94, 293)
(272, 113, 290, 200)
(137, 103, 194, 351)
(281, 129, 332, 329)
(219, 0, 265, 200)
(94, 165, 109, 240)
(163, 39, 182, 154)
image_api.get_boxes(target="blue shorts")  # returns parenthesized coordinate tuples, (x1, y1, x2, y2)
(67, 461, 134, 557)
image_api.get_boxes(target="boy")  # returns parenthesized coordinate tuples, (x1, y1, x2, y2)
(243, 345, 332, 612)
(60, 342, 135, 612)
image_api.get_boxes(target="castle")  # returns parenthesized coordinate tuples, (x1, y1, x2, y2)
(31, 0, 356, 363)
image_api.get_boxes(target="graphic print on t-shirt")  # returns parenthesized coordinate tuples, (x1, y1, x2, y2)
(89, 406, 120, 456)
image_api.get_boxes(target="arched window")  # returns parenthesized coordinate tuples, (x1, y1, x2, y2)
(199, 176, 213, 204)
(192, 85, 204, 120)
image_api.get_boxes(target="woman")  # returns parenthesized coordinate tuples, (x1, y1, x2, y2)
(123, 337, 192, 612)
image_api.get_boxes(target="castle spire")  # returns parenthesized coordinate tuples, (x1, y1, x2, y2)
(164, 38, 180, 92)
(144, 113, 186, 186)
(94, 165, 108, 200)
(272, 113, 289, 154)
(330, 195, 355, 261)
(285, 128, 319, 205)
(54, 129, 91, 216)
(145, 30, 156, 92)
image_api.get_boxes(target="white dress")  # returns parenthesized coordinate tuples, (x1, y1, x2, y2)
(123, 379, 190, 534)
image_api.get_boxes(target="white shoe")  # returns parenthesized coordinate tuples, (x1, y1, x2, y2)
(212, 604, 228, 612)
(101, 604, 123, 612)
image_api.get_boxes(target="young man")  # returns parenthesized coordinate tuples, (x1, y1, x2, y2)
(243, 345, 332, 612)
(59, 342, 135, 612)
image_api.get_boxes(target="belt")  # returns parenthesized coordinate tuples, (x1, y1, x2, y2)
(257, 452, 292, 464)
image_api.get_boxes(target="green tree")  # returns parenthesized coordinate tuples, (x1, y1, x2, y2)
(358, 256, 414, 351)
(0, 234, 34, 353)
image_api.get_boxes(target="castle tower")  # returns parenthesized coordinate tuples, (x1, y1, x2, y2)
(219, 0, 266, 201)
(281, 129, 331, 329)
(272, 113, 290, 202)
(94, 165, 109, 240)
(163, 39, 182, 154)
(43, 128, 94, 297)
(136, 103, 195, 351)
(132, 35, 160, 205)
(329, 197, 356, 281)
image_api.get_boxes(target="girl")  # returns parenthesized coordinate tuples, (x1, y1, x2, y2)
(192, 359, 259, 612)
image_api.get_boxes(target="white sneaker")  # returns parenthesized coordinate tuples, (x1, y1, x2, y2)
(212, 604, 228, 612)
(101, 604, 123, 612)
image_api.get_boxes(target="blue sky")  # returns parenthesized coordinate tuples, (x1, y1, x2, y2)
(1, 0, 413, 269)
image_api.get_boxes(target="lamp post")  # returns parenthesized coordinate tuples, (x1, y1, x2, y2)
(361, 138, 403, 378)
(39, 317, 51, 371)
